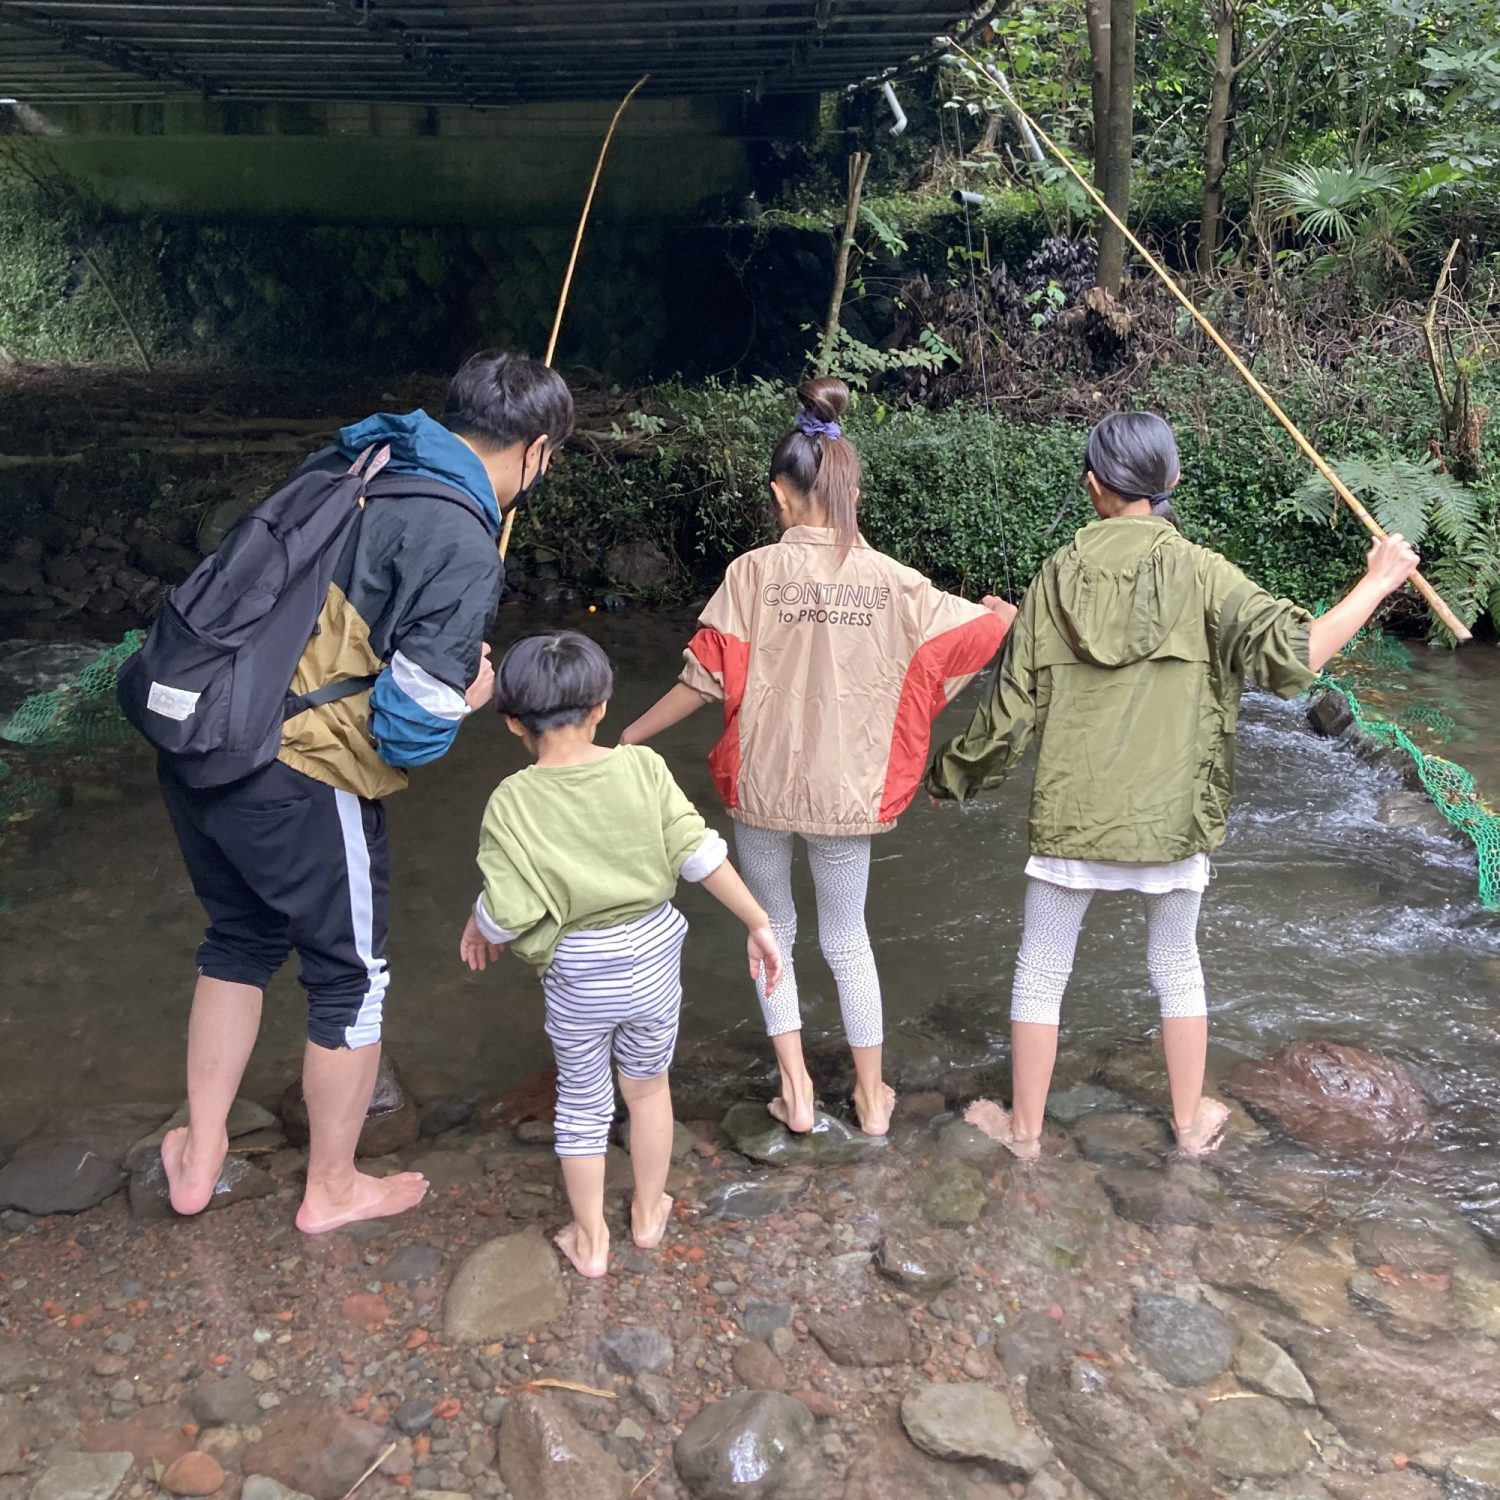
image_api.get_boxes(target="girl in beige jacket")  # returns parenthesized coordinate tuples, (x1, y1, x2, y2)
(622, 378, 1011, 1135)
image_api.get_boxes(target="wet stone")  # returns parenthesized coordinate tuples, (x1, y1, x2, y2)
(0, 1339, 53, 1392)
(920, 1161, 988, 1228)
(599, 1327, 672, 1376)
(1070, 1112, 1170, 1167)
(1099, 1163, 1220, 1228)
(0, 1396, 31, 1476)
(673, 1390, 815, 1500)
(241, 1477, 316, 1500)
(1448, 1439, 1500, 1499)
(442, 1228, 568, 1343)
(741, 1302, 795, 1343)
(935, 1121, 1007, 1163)
(395, 1400, 436, 1435)
(1348, 1268, 1459, 1341)
(129, 1152, 278, 1221)
(242, 1402, 390, 1500)
(383, 1244, 444, 1286)
(125, 1096, 278, 1171)
(874, 1228, 959, 1292)
(703, 1172, 810, 1221)
(732, 1340, 789, 1392)
(1130, 1294, 1234, 1387)
(633, 1374, 674, 1422)
(282, 1054, 420, 1159)
(29, 1452, 134, 1500)
(808, 1305, 912, 1367)
(1196, 1396, 1310, 1480)
(188, 1373, 261, 1427)
(497, 1392, 628, 1500)
(418, 1094, 479, 1139)
(1452, 1273, 1500, 1338)
(1195, 1230, 1356, 1328)
(1233, 1330, 1315, 1405)
(1045, 1086, 1131, 1124)
(161, 1453, 227, 1497)
(720, 1102, 880, 1167)
(514, 1119, 555, 1146)
(841, 1431, 1015, 1500)
(900, 1383, 1050, 1478)
(995, 1314, 1068, 1379)
(0, 1143, 126, 1214)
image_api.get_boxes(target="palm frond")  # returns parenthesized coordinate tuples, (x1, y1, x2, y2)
(1260, 161, 1400, 240)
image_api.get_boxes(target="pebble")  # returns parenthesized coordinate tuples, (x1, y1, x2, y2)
(160, 1453, 226, 1497)
(599, 1327, 673, 1376)
(104, 1334, 136, 1355)
(108, 1379, 135, 1404)
(248, 1360, 275, 1383)
(396, 1399, 437, 1435)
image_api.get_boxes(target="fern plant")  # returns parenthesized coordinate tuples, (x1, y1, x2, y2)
(1288, 456, 1496, 638)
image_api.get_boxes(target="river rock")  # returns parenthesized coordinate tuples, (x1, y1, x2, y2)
(920, 1162, 987, 1228)
(809, 1305, 912, 1367)
(1098, 1163, 1220, 1227)
(497, 1392, 628, 1500)
(0, 1338, 53, 1392)
(995, 1314, 1068, 1379)
(1027, 1363, 1207, 1500)
(1448, 1439, 1500, 1499)
(1452, 1272, 1500, 1338)
(1194, 1229, 1356, 1328)
(0, 1395, 31, 1474)
(281, 1055, 419, 1158)
(1352, 1210, 1495, 1278)
(841, 1430, 1014, 1500)
(1348, 1268, 1459, 1342)
(732, 1340, 790, 1392)
(1045, 1085, 1131, 1123)
(1377, 789, 1458, 842)
(935, 1122, 1007, 1163)
(673, 1390, 815, 1500)
(188, 1373, 261, 1428)
(901, 1384, 1049, 1477)
(128, 1152, 278, 1221)
(599, 1327, 672, 1376)
(1130, 1294, 1233, 1387)
(703, 1172, 810, 1220)
(874, 1228, 958, 1292)
(1283, 1324, 1500, 1452)
(721, 1103, 879, 1167)
(29, 1452, 134, 1500)
(0, 1143, 126, 1214)
(1196, 1396, 1310, 1479)
(1226, 1042, 1431, 1152)
(242, 1403, 387, 1500)
(383, 1243, 444, 1286)
(442, 1228, 567, 1342)
(125, 1097, 278, 1171)
(242, 1481, 317, 1500)
(161, 1452, 227, 1496)
(1070, 1112, 1170, 1167)
(604, 541, 673, 591)
(1233, 1330, 1315, 1405)
(741, 1302, 795, 1342)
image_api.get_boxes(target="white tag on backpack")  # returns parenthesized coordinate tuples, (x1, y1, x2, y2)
(147, 682, 201, 721)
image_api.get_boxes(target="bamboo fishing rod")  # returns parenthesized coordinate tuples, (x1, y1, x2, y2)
(498, 72, 650, 564)
(941, 37, 1472, 642)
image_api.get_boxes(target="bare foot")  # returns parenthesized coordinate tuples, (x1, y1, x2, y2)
(632, 1192, 674, 1250)
(963, 1099, 1040, 1161)
(295, 1169, 428, 1235)
(1174, 1097, 1231, 1158)
(555, 1221, 610, 1278)
(160, 1125, 229, 1216)
(854, 1082, 896, 1137)
(768, 1071, 816, 1134)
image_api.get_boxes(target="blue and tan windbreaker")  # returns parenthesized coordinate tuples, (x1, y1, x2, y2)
(279, 410, 502, 799)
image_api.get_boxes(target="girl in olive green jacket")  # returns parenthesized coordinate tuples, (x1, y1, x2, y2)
(927, 412, 1421, 1158)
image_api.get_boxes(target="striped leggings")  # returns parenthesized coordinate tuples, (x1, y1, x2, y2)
(543, 902, 687, 1158)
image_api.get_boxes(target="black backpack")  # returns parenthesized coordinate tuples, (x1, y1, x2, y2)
(118, 444, 393, 787)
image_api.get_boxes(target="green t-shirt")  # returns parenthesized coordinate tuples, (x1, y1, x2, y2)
(475, 745, 717, 971)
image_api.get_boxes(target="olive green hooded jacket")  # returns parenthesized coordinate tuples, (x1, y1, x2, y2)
(925, 517, 1317, 861)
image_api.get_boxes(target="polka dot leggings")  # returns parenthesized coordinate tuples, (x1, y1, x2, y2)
(1011, 878, 1207, 1026)
(732, 825, 883, 1048)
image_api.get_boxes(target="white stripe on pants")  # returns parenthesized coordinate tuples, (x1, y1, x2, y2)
(543, 902, 687, 1158)
(733, 824, 883, 1048)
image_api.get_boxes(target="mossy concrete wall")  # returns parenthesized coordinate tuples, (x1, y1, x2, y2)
(20, 96, 817, 225)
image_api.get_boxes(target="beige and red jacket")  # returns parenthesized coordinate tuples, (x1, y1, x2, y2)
(679, 526, 1007, 837)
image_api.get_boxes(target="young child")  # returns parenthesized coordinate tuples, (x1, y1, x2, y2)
(459, 631, 782, 1278)
(927, 411, 1422, 1159)
(621, 377, 1012, 1137)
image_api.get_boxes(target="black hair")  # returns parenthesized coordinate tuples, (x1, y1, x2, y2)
(442, 350, 576, 452)
(769, 376, 862, 562)
(495, 631, 613, 734)
(1085, 412, 1183, 529)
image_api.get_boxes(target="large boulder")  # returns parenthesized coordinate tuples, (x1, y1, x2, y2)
(673, 1390, 815, 1500)
(497, 1392, 628, 1500)
(1226, 1042, 1431, 1153)
(281, 1055, 418, 1158)
(442, 1227, 568, 1343)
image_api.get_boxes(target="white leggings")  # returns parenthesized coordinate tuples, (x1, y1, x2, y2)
(732, 825, 883, 1049)
(1012, 878, 1207, 1026)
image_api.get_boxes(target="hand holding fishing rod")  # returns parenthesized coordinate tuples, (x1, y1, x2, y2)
(938, 37, 1471, 643)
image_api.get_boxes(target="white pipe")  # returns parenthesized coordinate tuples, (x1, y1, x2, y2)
(881, 81, 908, 136)
(986, 63, 1044, 165)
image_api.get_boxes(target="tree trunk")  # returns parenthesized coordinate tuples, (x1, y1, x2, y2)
(1096, 0, 1136, 293)
(1085, 0, 1111, 192)
(817, 151, 872, 375)
(1196, 0, 1236, 275)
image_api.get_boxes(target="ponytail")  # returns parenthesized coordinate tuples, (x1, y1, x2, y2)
(769, 376, 862, 562)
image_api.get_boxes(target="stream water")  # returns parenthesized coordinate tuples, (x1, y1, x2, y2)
(1, 609, 1498, 1236)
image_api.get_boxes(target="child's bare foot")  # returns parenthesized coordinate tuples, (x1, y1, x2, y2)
(768, 1070, 816, 1133)
(295, 1170, 428, 1235)
(631, 1192, 674, 1250)
(1173, 1097, 1231, 1158)
(854, 1082, 896, 1136)
(555, 1221, 610, 1278)
(963, 1099, 1040, 1161)
(160, 1125, 229, 1216)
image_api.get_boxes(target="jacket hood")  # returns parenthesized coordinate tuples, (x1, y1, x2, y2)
(338, 410, 500, 537)
(1046, 517, 1196, 668)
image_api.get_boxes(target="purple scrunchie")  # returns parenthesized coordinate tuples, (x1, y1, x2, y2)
(795, 408, 842, 441)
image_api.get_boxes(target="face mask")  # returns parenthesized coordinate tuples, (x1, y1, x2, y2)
(504, 446, 548, 515)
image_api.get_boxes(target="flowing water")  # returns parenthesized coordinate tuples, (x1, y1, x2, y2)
(2, 611, 1498, 1234)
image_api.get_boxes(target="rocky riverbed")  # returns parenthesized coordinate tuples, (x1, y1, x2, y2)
(2, 1035, 1498, 1500)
